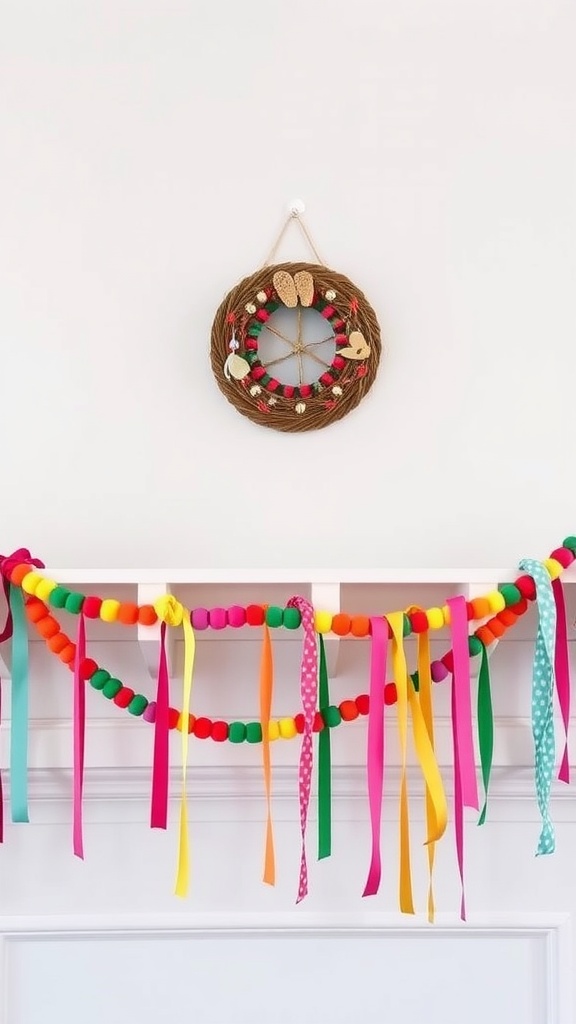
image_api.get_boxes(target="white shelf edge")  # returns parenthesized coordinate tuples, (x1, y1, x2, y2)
(37, 566, 576, 586)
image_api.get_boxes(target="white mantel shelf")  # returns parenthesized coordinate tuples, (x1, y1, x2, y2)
(41, 566, 576, 586)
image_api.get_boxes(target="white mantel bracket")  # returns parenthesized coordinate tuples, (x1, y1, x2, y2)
(311, 582, 341, 678)
(137, 583, 175, 680)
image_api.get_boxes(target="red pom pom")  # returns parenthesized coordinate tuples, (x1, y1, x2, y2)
(211, 720, 229, 742)
(313, 711, 324, 732)
(442, 651, 454, 673)
(355, 694, 370, 715)
(246, 604, 265, 626)
(193, 716, 212, 739)
(320, 373, 333, 386)
(245, 338, 258, 350)
(266, 378, 280, 392)
(299, 384, 312, 398)
(384, 682, 397, 705)
(409, 610, 428, 634)
(516, 575, 536, 600)
(332, 356, 345, 370)
(83, 596, 102, 618)
(551, 547, 574, 568)
(256, 309, 269, 322)
(283, 385, 295, 399)
(79, 658, 98, 680)
(114, 687, 134, 708)
(168, 707, 180, 730)
(251, 366, 266, 381)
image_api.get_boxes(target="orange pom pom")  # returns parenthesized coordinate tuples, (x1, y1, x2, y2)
(26, 599, 48, 623)
(351, 615, 370, 637)
(118, 602, 139, 626)
(59, 643, 76, 664)
(471, 598, 491, 620)
(488, 617, 506, 638)
(10, 564, 32, 586)
(138, 605, 157, 626)
(331, 613, 351, 636)
(48, 633, 69, 654)
(476, 625, 495, 646)
(37, 616, 60, 639)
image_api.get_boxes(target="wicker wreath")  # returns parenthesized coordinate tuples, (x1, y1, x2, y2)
(210, 262, 381, 432)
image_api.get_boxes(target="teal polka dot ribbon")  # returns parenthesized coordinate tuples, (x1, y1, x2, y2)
(519, 558, 556, 855)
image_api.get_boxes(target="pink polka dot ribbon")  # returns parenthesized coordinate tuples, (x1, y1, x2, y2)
(288, 596, 318, 904)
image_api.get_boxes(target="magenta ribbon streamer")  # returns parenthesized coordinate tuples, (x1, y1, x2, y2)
(0, 677, 4, 844)
(150, 621, 170, 830)
(552, 578, 570, 784)
(363, 617, 389, 897)
(446, 595, 478, 922)
(73, 613, 86, 859)
(288, 597, 318, 904)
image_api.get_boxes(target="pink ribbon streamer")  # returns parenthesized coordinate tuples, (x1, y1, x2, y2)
(150, 621, 170, 830)
(363, 617, 388, 897)
(73, 613, 86, 859)
(446, 595, 478, 922)
(552, 578, 570, 784)
(0, 677, 4, 845)
(288, 597, 318, 904)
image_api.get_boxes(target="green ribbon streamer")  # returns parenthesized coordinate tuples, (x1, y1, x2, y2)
(519, 558, 556, 855)
(317, 634, 331, 859)
(476, 641, 493, 826)
(10, 584, 29, 823)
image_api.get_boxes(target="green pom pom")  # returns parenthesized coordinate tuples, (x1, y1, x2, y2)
(323, 705, 342, 728)
(562, 536, 576, 554)
(265, 301, 278, 313)
(228, 722, 247, 743)
(128, 694, 148, 716)
(499, 583, 521, 606)
(283, 607, 301, 629)
(246, 722, 262, 743)
(468, 636, 483, 656)
(402, 613, 411, 637)
(49, 586, 70, 609)
(64, 592, 84, 614)
(411, 671, 419, 692)
(90, 669, 111, 690)
(102, 678, 122, 699)
(247, 323, 263, 336)
(265, 606, 283, 628)
(260, 373, 271, 386)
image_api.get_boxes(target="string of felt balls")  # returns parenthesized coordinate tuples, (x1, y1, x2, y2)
(18, 536, 576, 742)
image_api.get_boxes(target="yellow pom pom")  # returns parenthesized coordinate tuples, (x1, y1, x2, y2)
(267, 720, 280, 741)
(279, 716, 297, 739)
(35, 578, 57, 601)
(542, 558, 563, 580)
(315, 610, 333, 633)
(427, 607, 444, 630)
(441, 605, 451, 626)
(100, 599, 121, 622)
(21, 571, 41, 595)
(487, 591, 506, 613)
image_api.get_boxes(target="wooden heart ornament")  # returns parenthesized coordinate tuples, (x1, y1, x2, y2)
(338, 331, 371, 360)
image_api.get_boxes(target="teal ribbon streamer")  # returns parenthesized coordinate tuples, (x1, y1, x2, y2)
(519, 558, 556, 855)
(476, 642, 493, 826)
(9, 584, 29, 823)
(317, 635, 331, 860)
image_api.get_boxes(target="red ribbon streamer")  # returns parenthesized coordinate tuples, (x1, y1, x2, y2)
(363, 617, 388, 897)
(150, 621, 170, 829)
(73, 613, 86, 859)
(552, 578, 570, 784)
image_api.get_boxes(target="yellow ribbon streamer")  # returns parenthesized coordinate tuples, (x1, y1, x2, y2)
(387, 612, 414, 915)
(175, 611, 195, 896)
(407, 611, 448, 922)
(260, 620, 276, 885)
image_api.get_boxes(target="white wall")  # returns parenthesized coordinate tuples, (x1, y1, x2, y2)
(1, 0, 576, 570)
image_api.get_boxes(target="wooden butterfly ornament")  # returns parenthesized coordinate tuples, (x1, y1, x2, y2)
(273, 270, 315, 308)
